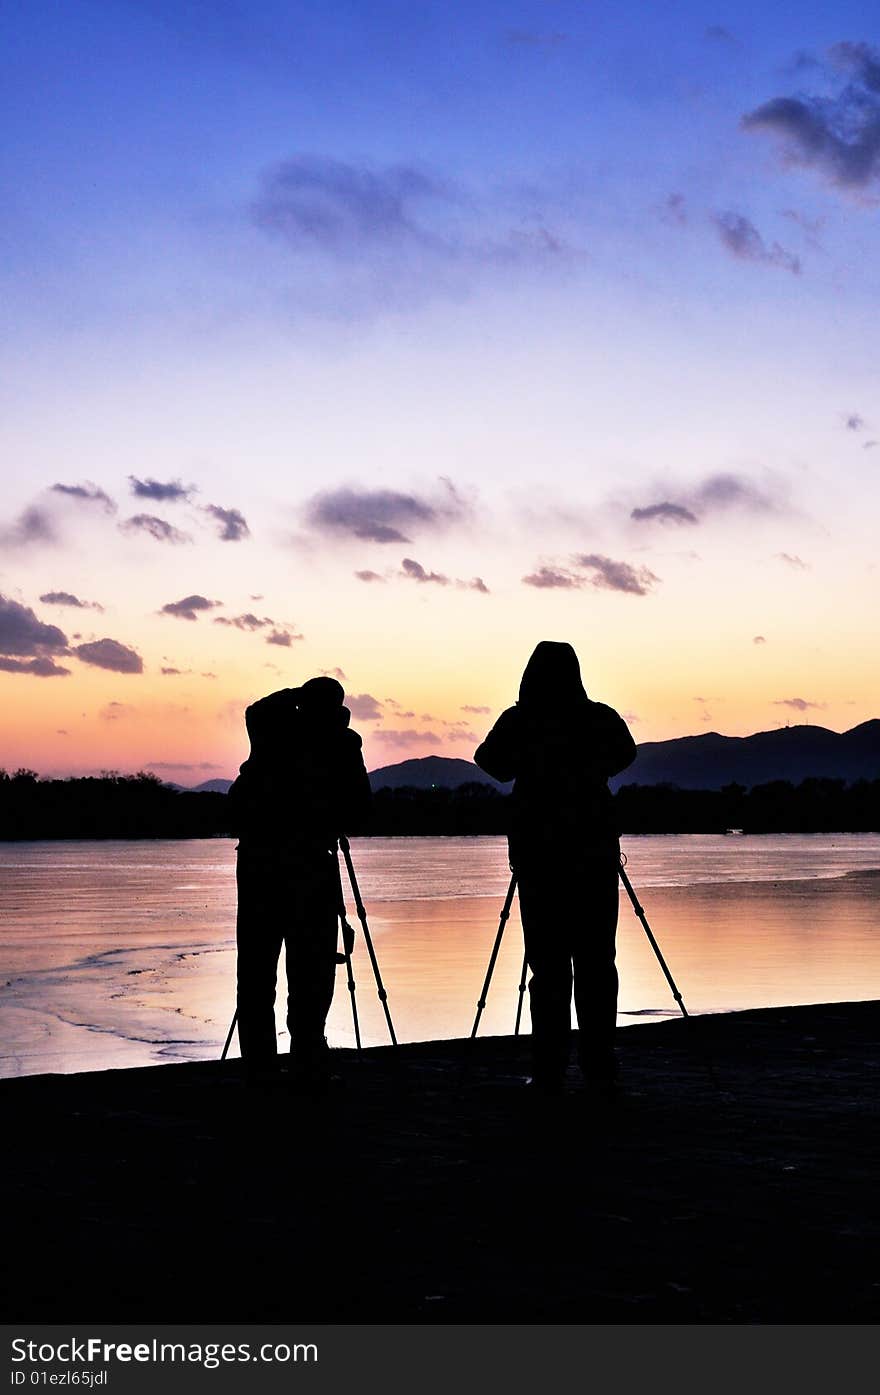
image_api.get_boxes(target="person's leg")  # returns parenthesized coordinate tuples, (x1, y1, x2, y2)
(235, 849, 285, 1068)
(572, 852, 620, 1080)
(284, 850, 339, 1072)
(517, 862, 572, 1087)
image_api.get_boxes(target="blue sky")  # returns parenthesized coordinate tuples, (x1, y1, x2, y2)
(1, 1, 878, 779)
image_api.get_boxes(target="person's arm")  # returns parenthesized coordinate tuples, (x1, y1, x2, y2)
(338, 732, 372, 831)
(474, 708, 519, 783)
(592, 704, 637, 779)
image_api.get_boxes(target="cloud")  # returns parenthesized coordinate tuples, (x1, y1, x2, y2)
(776, 552, 809, 569)
(161, 667, 184, 676)
(39, 591, 104, 611)
(660, 192, 688, 225)
(205, 504, 250, 541)
(0, 594, 69, 657)
(128, 477, 195, 503)
(705, 25, 736, 45)
(306, 480, 468, 544)
(712, 211, 801, 274)
(753, 635, 767, 644)
(462, 704, 491, 714)
(631, 501, 698, 525)
(121, 515, 192, 544)
(773, 697, 825, 712)
(147, 761, 222, 772)
(575, 554, 660, 596)
(51, 482, 116, 513)
(0, 506, 58, 547)
(464, 577, 490, 594)
(742, 44, 880, 192)
(160, 595, 222, 621)
(400, 557, 449, 586)
(845, 413, 865, 431)
(354, 570, 385, 583)
(693, 473, 781, 513)
(0, 656, 70, 677)
(266, 628, 302, 646)
(100, 701, 134, 722)
(865, 440, 877, 450)
(320, 667, 347, 680)
(72, 639, 144, 674)
(214, 613, 273, 631)
(346, 693, 383, 721)
(522, 566, 583, 590)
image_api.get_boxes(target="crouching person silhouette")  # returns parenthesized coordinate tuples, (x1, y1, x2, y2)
(474, 642, 636, 1094)
(229, 677, 371, 1087)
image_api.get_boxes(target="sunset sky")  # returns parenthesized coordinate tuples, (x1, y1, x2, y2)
(1, 1, 878, 783)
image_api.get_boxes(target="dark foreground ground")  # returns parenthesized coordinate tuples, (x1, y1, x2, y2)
(3, 1001, 879, 1323)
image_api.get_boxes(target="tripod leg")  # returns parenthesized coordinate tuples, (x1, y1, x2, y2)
(220, 1008, 238, 1062)
(618, 857, 688, 1018)
(514, 948, 528, 1036)
(470, 873, 517, 1040)
(342, 937, 362, 1055)
(339, 835, 398, 1047)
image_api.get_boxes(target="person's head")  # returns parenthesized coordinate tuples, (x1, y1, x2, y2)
(518, 640, 588, 710)
(244, 676, 347, 755)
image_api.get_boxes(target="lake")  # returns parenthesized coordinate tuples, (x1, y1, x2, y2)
(1, 834, 879, 1077)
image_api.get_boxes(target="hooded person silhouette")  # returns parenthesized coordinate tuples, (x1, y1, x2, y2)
(228, 677, 371, 1084)
(474, 642, 636, 1092)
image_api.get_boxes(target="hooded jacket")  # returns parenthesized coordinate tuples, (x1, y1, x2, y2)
(473, 641, 636, 855)
(229, 678, 371, 851)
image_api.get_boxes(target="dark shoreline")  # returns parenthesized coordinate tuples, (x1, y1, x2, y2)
(4, 1001, 879, 1323)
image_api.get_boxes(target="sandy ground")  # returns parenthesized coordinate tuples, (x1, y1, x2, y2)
(3, 1000, 879, 1323)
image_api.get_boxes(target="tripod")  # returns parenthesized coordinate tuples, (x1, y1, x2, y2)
(468, 852, 690, 1042)
(220, 836, 397, 1062)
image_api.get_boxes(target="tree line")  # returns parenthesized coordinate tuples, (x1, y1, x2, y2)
(0, 769, 879, 839)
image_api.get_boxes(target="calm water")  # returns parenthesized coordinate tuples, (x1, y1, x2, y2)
(1, 834, 879, 1078)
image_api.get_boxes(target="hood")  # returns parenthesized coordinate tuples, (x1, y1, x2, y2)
(244, 679, 350, 759)
(518, 640, 589, 712)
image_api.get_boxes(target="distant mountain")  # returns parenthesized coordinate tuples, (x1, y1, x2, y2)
(368, 755, 509, 792)
(610, 720, 880, 791)
(189, 778, 233, 794)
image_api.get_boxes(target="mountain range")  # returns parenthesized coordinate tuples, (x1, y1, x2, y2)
(178, 721, 880, 795)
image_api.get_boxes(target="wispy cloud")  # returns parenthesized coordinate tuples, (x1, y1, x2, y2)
(0, 656, 70, 677)
(305, 479, 469, 544)
(773, 696, 826, 712)
(121, 515, 192, 544)
(712, 211, 801, 273)
(400, 557, 449, 586)
(51, 482, 116, 513)
(522, 565, 583, 590)
(575, 554, 660, 596)
(775, 552, 809, 570)
(631, 501, 698, 525)
(354, 569, 386, 583)
(0, 506, 58, 547)
(39, 591, 104, 611)
(346, 693, 383, 721)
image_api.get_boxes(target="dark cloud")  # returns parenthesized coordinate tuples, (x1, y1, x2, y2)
(462, 705, 491, 714)
(72, 639, 144, 674)
(161, 667, 183, 676)
(776, 552, 809, 569)
(51, 482, 116, 514)
(742, 44, 880, 192)
(400, 558, 449, 586)
(631, 501, 698, 525)
(160, 595, 222, 621)
(0, 506, 58, 547)
(122, 515, 192, 545)
(306, 481, 467, 544)
(753, 635, 767, 644)
(522, 566, 583, 590)
(266, 628, 302, 647)
(346, 693, 383, 721)
(575, 554, 660, 596)
(354, 570, 385, 583)
(773, 696, 825, 712)
(128, 477, 195, 503)
(845, 413, 865, 431)
(39, 591, 104, 611)
(0, 656, 70, 677)
(205, 504, 250, 541)
(712, 211, 801, 273)
(0, 595, 69, 657)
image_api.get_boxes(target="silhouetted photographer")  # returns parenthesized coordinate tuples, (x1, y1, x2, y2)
(229, 677, 371, 1085)
(474, 641, 636, 1092)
